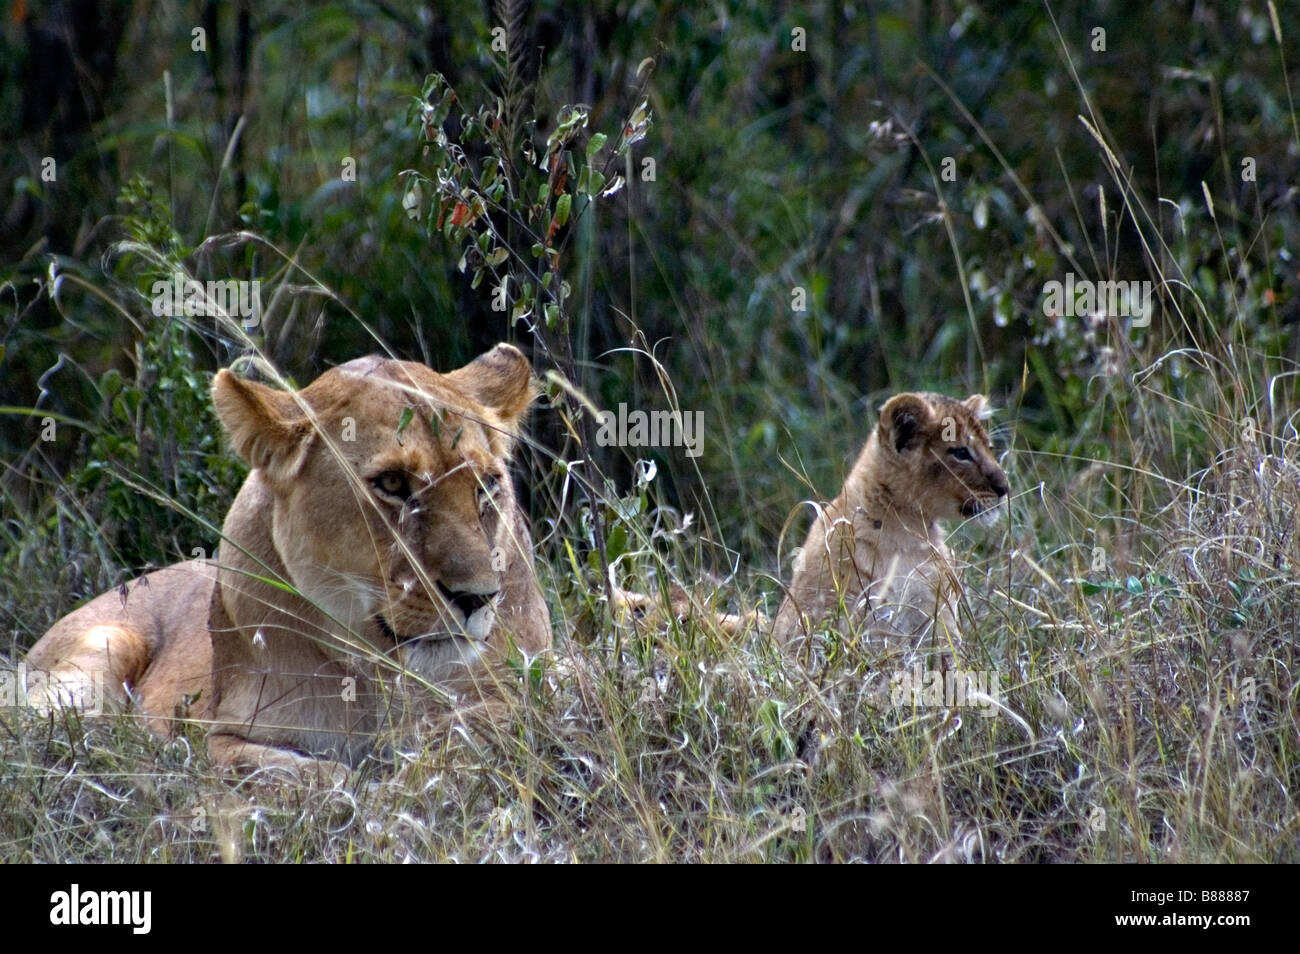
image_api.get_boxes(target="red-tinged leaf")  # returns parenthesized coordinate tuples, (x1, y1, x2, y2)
(449, 202, 473, 227)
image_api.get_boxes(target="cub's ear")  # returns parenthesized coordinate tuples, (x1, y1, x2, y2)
(878, 393, 933, 454)
(963, 394, 993, 420)
(445, 342, 537, 429)
(212, 370, 316, 485)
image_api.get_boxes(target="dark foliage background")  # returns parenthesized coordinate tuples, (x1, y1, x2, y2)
(0, 0, 1294, 643)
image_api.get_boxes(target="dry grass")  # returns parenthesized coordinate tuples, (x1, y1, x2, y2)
(3, 371, 1297, 863)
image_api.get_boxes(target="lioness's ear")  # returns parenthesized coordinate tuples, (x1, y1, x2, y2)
(878, 393, 933, 454)
(963, 394, 993, 419)
(212, 370, 316, 485)
(445, 343, 537, 427)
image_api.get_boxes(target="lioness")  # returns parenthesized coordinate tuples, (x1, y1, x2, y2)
(25, 344, 551, 779)
(772, 392, 1008, 647)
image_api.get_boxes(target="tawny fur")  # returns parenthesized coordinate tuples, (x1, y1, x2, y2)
(771, 392, 1009, 648)
(608, 576, 765, 639)
(26, 344, 550, 781)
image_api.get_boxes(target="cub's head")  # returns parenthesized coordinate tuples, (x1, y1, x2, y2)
(875, 392, 1010, 523)
(211, 343, 541, 669)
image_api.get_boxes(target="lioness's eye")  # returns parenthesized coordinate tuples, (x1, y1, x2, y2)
(948, 446, 974, 462)
(374, 470, 412, 500)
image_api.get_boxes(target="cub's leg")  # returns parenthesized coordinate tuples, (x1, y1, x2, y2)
(206, 733, 351, 787)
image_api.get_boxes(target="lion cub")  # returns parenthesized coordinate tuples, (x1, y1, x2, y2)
(772, 392, 1008, 648)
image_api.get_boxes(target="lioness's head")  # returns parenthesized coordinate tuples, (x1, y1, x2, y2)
(875, 392, 1010, 522)
(211, 344, 541, 670)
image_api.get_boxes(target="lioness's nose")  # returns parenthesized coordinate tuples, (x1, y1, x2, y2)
(990, 472, 1010, 497)
(437, 581, 498, 617)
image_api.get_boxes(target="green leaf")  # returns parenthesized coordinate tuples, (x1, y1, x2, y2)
(586, 132, 608, 161)
(100, 368, 124, 397)
(395, 406, 414, 444)
(605, 522, 627, 561)
(554, 193, 572, 227)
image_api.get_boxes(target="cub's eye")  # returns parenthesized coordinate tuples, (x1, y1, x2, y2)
(373, 471, 412, 500)
(477, 473, 501, 509)
(947, 446, 974, 463)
